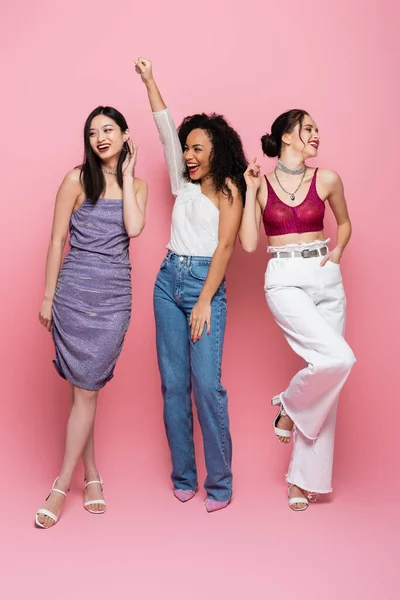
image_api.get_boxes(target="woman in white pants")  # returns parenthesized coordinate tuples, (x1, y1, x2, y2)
(240, 109, 356, 511)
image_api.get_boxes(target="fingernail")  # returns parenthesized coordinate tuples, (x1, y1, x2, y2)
(197, 336, 201, 340)
(207, 332, 210, 335)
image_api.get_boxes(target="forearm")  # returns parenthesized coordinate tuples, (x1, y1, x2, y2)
(44, 240, 65, 301)
(239, 189, 259, 252)
(151, 101, 184, 196)
(137, 61, 183, 194)
(199, 243, 234, 303)
(144, 78, 166, 112)
(122, 177, 145, 238)
(335, 220, 352, 254)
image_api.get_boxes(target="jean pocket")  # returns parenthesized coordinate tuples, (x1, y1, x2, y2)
(189, 263, 210, 281)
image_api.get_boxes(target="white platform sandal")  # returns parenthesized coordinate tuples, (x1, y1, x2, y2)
(288, 484, 318, 512)
(35, 478, 68, 528)
(84, 477, 107, 514)
(272, 396, 293, 441)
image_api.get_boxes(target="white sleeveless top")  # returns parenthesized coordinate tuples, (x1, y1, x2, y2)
(153, 108, 220, 257)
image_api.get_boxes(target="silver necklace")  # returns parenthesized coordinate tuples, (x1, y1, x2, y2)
(277, 160, 307, 175)
(102, 167, 117, 176)
(274, 167, 308, 202)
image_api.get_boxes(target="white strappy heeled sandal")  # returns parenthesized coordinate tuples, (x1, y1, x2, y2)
(84, 477, 107, 514)
(272, 396, 292, 441)
(35, 478, 68, 528)
(288, 484, 318, 512)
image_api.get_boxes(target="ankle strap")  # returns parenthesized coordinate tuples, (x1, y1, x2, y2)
(52, 478, 67, 497)
(288, 484, 318, 503)
(85, 478, 103, 489)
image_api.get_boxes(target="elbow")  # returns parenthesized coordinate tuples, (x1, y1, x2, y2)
(127, 222, 146, 238)
(49, 236, 66, 249)
(238, 235, 258, 253)
(242, 243, 258, 253)
(242, 244, 257, 252)
(218, 241, 235, 257)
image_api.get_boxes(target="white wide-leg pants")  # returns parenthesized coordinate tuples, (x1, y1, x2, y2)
(265, 242, 356, 493)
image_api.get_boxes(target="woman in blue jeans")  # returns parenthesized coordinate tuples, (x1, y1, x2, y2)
(136, 57, 247, 512)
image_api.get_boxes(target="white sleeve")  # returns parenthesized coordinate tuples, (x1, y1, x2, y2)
(153, 108, 185, 196)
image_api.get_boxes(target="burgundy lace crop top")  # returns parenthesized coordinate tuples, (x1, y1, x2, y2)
(262, 168, 325, 237)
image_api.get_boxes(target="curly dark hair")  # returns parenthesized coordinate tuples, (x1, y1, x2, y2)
(178, 113, 247, 203)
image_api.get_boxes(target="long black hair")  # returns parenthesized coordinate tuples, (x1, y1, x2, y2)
(178, 113, 247, 202)
(261, 109, 309, 158)
(80, 106, 130, 202)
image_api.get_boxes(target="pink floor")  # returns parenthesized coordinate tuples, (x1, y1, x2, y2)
(2, 445, 397, 600)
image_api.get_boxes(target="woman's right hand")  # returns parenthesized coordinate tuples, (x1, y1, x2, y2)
(39, 298, 53, 332)
(135, 57, 153, 84)
(244, 158, 262, 192)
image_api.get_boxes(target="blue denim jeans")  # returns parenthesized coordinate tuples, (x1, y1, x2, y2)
(153, 252, 232, 502)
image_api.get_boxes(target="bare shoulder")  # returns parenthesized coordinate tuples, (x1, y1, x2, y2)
(58, 167, 83, 196)
(54, 168, 83, 214)
(224, 177, 241, 202)
(60, 167, 83, 192)
(317, 168, 342, 188)
(64, 167, 82, 182)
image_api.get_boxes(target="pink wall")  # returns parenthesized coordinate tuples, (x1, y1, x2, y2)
(1, 0, 398, 526)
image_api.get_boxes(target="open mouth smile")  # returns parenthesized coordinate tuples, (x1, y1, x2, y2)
(97, 144, 111, 153)
(186, 162, 200, 174)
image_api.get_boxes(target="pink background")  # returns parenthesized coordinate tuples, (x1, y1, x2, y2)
(1, 0, 398, 598)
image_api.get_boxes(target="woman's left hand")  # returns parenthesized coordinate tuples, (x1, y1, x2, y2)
(190, 298, 211, 342)
(320, 246, 343, 266)
(122, 138, 138, 178)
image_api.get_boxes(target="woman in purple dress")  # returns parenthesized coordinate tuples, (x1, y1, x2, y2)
(35, 106, 148, 528)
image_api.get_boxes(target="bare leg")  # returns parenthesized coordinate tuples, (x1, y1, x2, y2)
(81, 420, 105, 513)
(37, 385, 98, 528)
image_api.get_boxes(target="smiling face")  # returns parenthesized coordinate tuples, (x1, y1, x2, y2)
(89, 114, 128, 161)
(284, 114, 320, 159)
(183, 128, 213, 180)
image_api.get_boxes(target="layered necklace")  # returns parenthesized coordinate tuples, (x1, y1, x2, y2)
(275, 160, 307, 202)
(102, 167, 117, 176)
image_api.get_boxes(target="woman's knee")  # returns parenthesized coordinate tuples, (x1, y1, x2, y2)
(337, 341, 356, 372)
(193, 380, 227, 408)
(162, 376, 191, 401)
(73, 386, 98, 404)
(328, 343, 356, 374)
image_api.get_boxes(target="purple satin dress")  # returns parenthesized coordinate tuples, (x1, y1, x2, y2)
(52, 198, 131, 390)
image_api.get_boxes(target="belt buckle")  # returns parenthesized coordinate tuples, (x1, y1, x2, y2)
(301, 248, 311, 258)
